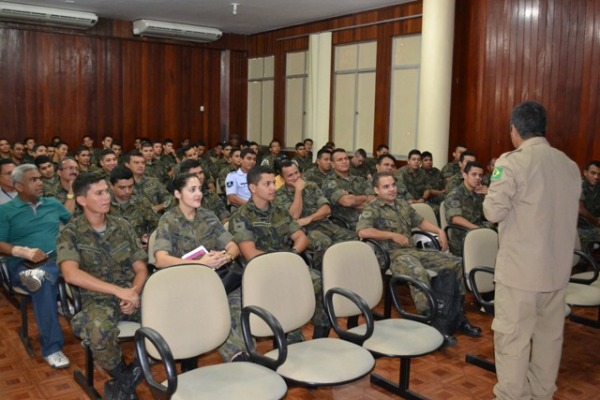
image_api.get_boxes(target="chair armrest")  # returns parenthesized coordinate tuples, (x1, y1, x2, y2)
(389, 274, 437, 324)
(412, 230, 441, 250)
(467, 267, 495, 308)
(443, 224, 469, 238)
(324, 287, 374, 345)
(135, 327, 177, 400)
(329, 215, 351, 230)
(240, 305, 287, 371)
(570, 249, 600, 285)
(361, 238, 390, 273)
(57, 277, 82, 317)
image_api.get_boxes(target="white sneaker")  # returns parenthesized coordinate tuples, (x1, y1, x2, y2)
(19, 269, 46, 292)
(44, 351, 70, 369)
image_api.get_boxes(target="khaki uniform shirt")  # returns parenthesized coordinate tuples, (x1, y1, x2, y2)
(483, 137, 580, 291)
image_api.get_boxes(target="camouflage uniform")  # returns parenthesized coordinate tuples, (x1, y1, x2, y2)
(218, 164, 237, 194)
(154, 206, 242, 361)
(110, 194, 160, 239)
(158, 155, 177, 182)
(441, 160, 461, 180)
(56, 214, 147, 370)
(482, 172, 491, 187)
(259, 154, 277, 168)
(42, 176, 59, 196)
(356, 198, 465, 313)
(145, 160, 165, 182)
(395, 166, 439, 216)
(44, 182, 83, 218)
(350, 163, 371, 179)
(303, 167, 332, 188)
(578, 179, 600, 252)
(445, 172, 463, 193)
(202, 188, 230, 223)
(133, 175, 173, 210)
(274, 182, 356, 269)
(229, 199, 330, 329)
(322, 172, 374, 230)
(424, 167, 446, 205)
(444, 183, 494, 256)
(292, 155, 313, 173)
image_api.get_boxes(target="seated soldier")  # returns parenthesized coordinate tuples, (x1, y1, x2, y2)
(0, 158, 17, 204)
(125, 150, 172, 214)
(441, 145, 467, 184)
(303, 148, 333, 187)
(578, 160, 600, 253)
(179, 159, 230, 224)
(58, 173, 148, 399)
(217, 148, 242, 195)
(357, 172, 481, 345)
(259, 139, 281, 167)
(373, 154, 412, 202)
(225, 148, 257, 208)
(0, 164, 71, 368)
(421, 151, 446, 205)
(229, 165, 331, 339)
(444, 161, 495, 256)
(109, 166, 160, 248)
(446, 150, 480, 193)
(275, 160, 355, 269)
(154, 173, 246, 362)
(322, 148, 375, 230)
(45, 157, 80, 216)
(349, 148, 371, 179)
(98, 149, 119, 180)
(291, 142, 313, 173)
(35, 155, 59, 194)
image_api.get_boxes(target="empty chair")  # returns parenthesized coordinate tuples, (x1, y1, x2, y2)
(565, 236, 600, 328)
(322, 241, 444, 399)
(241, 252, 375, 387)
(135, 264, 287, 399)
(464, 228, 498, 313)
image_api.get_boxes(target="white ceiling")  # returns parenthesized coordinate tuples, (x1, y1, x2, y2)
(7, 0, 414, 35)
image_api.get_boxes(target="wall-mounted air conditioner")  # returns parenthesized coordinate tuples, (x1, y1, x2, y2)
(0, 2, 98, 29)
(132, 19, 222, 43)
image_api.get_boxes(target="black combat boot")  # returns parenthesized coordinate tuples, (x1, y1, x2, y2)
(458, 296, 482, 337)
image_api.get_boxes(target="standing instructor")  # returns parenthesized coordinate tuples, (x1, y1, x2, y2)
(483, 101, 580, 400)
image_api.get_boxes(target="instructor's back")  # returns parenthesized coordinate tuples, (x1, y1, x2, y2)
(483, 101, 580, 400)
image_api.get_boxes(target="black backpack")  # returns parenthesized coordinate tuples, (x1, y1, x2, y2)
(431, 269, 462, 335)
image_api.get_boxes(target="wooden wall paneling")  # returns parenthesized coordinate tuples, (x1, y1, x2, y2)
(451, 0, 599, 169)
(373, 22, 393, 152)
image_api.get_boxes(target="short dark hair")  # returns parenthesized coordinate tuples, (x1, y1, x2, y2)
(75, 146, 90, 156)
(331, 148, 347, 160)
(0, 158, 15, 169)
(303, 138, 313, 145)
(354, 149, 367, 158)
(274, 156, 291, 175)
(459, 150, 476, 162)
(463, 161, 484, 174)
(140, 141, 153, 149)
(32, 144, 46, 152)
(99, 149, 116, 161)
(196, 140, 206, 147)
(510, 101, 547, 138)
(269, 139, 280, 147)
(34, 156, 52, 167)
(247, 165, 273, 186)
(376, 144, 389, 152)
(162, 138, 174, 145)
(316, 148, 332, 159)
(240, 148, 256, 159)
(125, 150, 143, 164)
(111, 141, 122, 148)
(73, 172, 105, 197)
(408, 149, 421, 159)
(179, 159, 201, 174)
(421, 151, 433, 159)
(377, 153, 396, 165)
(109, 165, 133, 184)
(295, 142, 305, 150)
(585, 160, 600, 171)
(372, 172, 395, 188)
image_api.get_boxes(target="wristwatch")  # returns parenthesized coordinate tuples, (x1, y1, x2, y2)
(66, 193, 75, 200)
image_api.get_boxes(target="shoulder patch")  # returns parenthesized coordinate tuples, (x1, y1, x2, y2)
(491, 167, 504, 181)
(226, 181, 234, 188)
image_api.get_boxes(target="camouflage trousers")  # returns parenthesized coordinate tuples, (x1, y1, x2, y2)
(217, 287, 246, 361)
(389, 248, 465, 314)
(306, 221, 357, 270)
(71, 297, 140, 371)
(578, 227, 600, 254)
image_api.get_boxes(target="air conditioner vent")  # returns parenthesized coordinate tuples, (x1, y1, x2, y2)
(132, 19, 222, 43)
(0, 2, 97, 29)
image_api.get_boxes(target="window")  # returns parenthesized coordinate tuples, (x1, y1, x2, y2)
(247, 56, 275, 145)
(389, 34, 421, 156)
(332, 41, 377, 152)
(285, 51, 308, 148)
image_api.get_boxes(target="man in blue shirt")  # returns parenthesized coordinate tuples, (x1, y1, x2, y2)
(0, 164, 71, 369)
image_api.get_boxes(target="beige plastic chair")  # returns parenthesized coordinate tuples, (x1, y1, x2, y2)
(463, 228, 498, 313)
(147, 230, 158, 266)
(410, 203, 438, 227)
(135, 263, 287, 400)
(322, 241, 444, 399)
(241, 252, 375, 387)
(566, 236, 600, 328)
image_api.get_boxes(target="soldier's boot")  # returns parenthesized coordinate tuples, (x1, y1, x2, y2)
(457, 296, 482, 337)
(105, 360, 143, 400)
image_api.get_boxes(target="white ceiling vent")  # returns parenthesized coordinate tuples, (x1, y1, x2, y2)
(0, 2, 98, 29)
(132, 19, 222, 43)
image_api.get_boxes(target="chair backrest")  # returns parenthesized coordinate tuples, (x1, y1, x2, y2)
(573, 234, 582, 267)
(463, 228, 498, 293)
(322, 241, 383, 317)
(141, 264, 230, 360)
(411, 203, 438, 227)
(147, 230, 158, 265)
(242, 252, 315, 337)
(439, 201, 448, 230)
